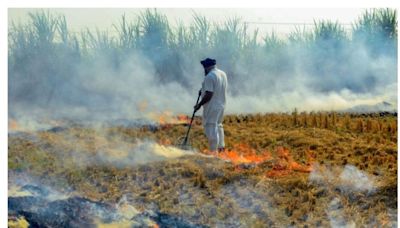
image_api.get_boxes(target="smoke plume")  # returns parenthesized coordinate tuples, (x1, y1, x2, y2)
(8, 9, 397, 127)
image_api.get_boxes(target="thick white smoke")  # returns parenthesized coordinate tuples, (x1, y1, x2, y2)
(309, 164, 376, 194)
(8, 9, 397, 127)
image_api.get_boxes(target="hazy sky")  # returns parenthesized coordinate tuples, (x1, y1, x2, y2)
(9, 8, 367, 36)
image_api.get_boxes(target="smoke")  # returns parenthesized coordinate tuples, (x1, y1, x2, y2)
(93, 140, 194, 167)
(308, 164, 393, 227)
(326, 197, 356, 228)
(225, 39, 397, 113)
(9, 52, 196, 123)
(338, 165, 376, 193)
(9, 179, 71, 201)
(8, 9, 398, 126)
(9, 174, 209, 227)
(309, 164, 376, 194)
(36, 128, 195, 168)
(8, 177, 158, 227)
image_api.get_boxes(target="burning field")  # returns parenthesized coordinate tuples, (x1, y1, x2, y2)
(8, 112, 397, 227)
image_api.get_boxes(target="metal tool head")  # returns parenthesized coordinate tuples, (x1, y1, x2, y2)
(175, 90, 202, 151)
(175, 136, 193, 150)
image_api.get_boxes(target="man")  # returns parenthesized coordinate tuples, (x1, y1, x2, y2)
(194, 58, 228, 153)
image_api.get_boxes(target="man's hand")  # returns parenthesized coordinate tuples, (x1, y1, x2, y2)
(194, 91, 213, 113)
(194, 104, 201, 112)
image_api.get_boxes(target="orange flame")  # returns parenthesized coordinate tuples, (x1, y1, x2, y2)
(158, 138, 172, 146)
(177, 114, 189, 123)
(203, 144, 314, 178)
(265, 147, 314, 178)
(206, 143, 273, 165)
(147, 111, 189, 125)
(9, 119, 19, 131)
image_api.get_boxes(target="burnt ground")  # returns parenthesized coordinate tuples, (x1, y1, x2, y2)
(8, 113, 398, 227)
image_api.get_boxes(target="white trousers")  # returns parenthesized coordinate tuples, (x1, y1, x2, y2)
(203, 107, 225, 151)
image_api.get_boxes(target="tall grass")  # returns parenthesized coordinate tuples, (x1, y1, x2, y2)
(312, 20, 348, 49)
(190, 12, 211, 51)
(353, 8, 397, 55)
(8, 8, 398, 111)
(353, 8, 397, 40)
(114, 14, 141, 51)
(9, 11, 82, 107)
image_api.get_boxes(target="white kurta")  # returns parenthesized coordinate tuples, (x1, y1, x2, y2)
(201, 67, 228, 151)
